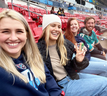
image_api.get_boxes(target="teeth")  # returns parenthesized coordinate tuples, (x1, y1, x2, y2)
(52, 33, 57, 35)
(8, 43, 18, 46)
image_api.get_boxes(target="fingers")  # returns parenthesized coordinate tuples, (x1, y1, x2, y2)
(75, 43, 86, 55)
(83, 46, 87, 52)
(78, 50, 86, 55)
(74, 43, 78, 51)
(79, 43, 82, 51)
(77, 42, 83, 51)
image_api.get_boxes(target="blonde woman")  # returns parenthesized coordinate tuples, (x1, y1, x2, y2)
(0, 9, 62, 96)
(37, 14, 107, 96)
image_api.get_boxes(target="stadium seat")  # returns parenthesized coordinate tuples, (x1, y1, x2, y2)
(34, 35, 39, 43)
(33, 27, 42, 41)
(24, 16, 37, 32)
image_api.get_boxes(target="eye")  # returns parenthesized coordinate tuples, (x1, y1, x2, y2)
(58, 25, 61, 29)
(75, 23, 77, 25)
(2, 30, 9, 33)
(51, 24, 55, 27)
(17, 30, 24, 33)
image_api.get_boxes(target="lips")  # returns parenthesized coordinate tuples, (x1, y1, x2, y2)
(7, 42, 20, 48)
(52, 32, 59, 36)
(8, 43, 19, 46)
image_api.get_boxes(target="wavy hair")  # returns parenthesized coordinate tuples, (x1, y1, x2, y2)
(64, 18, 78, 44)
(0, 9, 46, 83)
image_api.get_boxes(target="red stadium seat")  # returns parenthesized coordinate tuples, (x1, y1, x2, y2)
(24, 16, 37, 33)
(33, 27, 42, 40)
(34, 35, 39, 43)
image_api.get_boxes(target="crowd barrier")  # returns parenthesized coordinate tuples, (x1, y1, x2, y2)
(31, 0, 68, 9)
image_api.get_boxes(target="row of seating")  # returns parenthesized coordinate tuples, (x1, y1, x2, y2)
(6, 2, 107, 42)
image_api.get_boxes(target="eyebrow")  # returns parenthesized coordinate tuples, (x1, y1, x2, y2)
(0, 28, 24, 31)
(0, 28, 10, 30)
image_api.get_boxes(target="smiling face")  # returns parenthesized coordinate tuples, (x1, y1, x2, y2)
(0, 17, 27, 58)
(48, 22, 61, 45)
(85, 19, 95, 33)
(70, 20, 79, 36)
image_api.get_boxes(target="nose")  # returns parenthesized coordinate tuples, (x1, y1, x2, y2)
(71, 24, 75, 27)
(9, 32, 18, 41)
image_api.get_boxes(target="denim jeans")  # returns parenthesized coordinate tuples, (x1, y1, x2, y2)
(80, 57, 107, 77)
(58, 73, 107, 96)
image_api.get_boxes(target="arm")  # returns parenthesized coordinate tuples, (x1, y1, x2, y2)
(45, 65, 61, 96)
(93, 30, 99, 45)
(73, 43, 89, 70)
(72, 56, 89, 70)
(91, 47, 102, 54)
(90, 31, 105, 56)
(91, 47, 106, 57)
(65, 39, 89, 70)
(95, 43, 104, 51)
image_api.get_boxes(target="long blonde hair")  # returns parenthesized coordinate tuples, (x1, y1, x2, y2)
(0, 9, 46, 83)
(42, 25, 68, 66)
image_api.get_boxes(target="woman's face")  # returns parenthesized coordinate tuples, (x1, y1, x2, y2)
(70, 20, 79, 36)
(48, 22, 61, 45)
(0, 17, 27, 58)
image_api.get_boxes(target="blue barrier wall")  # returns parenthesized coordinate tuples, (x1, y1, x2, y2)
(47, 0, 53, 6)
(39, 0, 47, 4)
(31, 0, 94, 13)
(31, 0, 68, 9)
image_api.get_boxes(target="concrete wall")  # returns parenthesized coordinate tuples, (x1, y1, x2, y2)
(98, 31, 107, 49)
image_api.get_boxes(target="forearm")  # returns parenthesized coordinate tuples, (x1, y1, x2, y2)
(91, 47, 103, 55)
(95, 43, 103, 51)
(73, 57, 89, 70)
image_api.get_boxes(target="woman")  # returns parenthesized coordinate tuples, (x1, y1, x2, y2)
(65, 17, 107, 77)
(37, 14, 107, 96)
(61, 8, 65, 16)
(50, 6, 56, 14)
(0, 9, 62, 96)
(57, 7, 62, 16)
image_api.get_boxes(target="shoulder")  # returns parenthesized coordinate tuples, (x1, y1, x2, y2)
(37, 39, 45, 46)
(79, 33, 86, 38)
(76, 35, 83, 39)
(37, 40, 46, 50)
(75, 35, 85, 42)
(64, 39, 74, 47)
(64, 39, 74, 51)
(0, 67, 9, 77)
(92, 30, 96, 35)
(0, 67, 14, 85)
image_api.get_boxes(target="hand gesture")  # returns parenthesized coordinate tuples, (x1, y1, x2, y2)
(75, 43, 86, 62)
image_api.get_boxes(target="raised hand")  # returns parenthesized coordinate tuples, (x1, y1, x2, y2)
(75, 43, 86, 62)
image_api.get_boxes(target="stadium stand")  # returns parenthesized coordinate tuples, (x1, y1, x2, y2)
(1, 0, 107, 44)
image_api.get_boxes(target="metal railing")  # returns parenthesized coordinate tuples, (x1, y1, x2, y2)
(10, 0, 48, 17)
